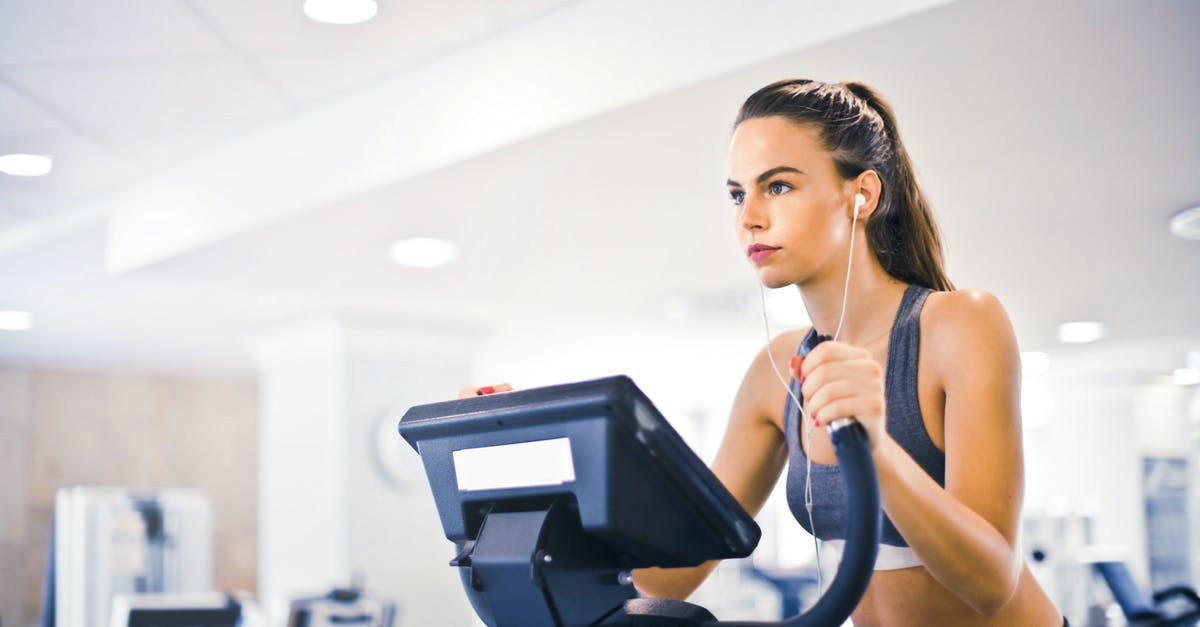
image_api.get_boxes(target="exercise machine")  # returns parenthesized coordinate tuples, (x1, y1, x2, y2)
(1093, 560, 1200, 626)
(46, 487, 213, 627)
(400, 375, 881, 626)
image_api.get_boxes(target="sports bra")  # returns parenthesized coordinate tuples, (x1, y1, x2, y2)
(783, 284, 945, 570)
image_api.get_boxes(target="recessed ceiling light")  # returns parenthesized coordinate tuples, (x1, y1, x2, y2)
(1169, 205, 1200, 241)
(0, 310, 33, 331)
(1057, 320, 1105, 344)
(303, 0, 378, 24)
(1173, 368, 1200, 386)
(388, 237, 459, 269)
(0, 154, 52, 177)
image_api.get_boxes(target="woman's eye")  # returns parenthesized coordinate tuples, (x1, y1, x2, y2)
(768, 181, 792, 195)
(729, 190, 745, 206)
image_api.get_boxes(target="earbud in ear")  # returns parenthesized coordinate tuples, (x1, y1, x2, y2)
(853, 193, 866, 218)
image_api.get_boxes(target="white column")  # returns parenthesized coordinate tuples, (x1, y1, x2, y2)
(249, 314, 482, 626)
(341, 323, 480, 627)
(250, 315, 351, 624)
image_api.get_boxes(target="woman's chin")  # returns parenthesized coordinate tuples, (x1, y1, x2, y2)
(758, 273, 797, 290)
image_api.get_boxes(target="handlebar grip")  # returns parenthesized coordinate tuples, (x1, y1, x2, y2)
(703, 420, 881, 627)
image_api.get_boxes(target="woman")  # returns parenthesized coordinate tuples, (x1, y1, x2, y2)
(465, 79, 1064, 626)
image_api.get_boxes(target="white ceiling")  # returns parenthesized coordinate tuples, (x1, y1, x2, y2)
(1, 0, 1198, 377)
(0, 0, 576, 224)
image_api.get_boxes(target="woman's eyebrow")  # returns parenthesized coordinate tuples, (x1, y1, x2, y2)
(726, 166, 806, 188)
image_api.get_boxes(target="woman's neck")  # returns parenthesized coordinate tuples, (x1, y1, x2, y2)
(798, 252, 907, 348)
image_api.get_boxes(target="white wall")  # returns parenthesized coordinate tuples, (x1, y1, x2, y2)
(472, 315, 768, 459)
(1023, 364, 1200, 591)
(1024, 378, 1145, 559)
(343, 348, 477, 627)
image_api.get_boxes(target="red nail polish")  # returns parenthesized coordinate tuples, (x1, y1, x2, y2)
(800, 375, 807, 385)
(790, 356, 799, 370)
(479, 386, 496, 394)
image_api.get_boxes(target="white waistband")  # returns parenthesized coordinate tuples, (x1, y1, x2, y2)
(823, 539, 923, 571)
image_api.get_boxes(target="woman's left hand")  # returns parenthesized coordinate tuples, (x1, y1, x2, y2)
(790, 340, 888, 451)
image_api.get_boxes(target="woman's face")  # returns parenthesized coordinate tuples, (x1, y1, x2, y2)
(727, 116, 854, 289)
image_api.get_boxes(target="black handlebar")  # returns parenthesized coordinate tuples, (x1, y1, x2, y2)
(706, 419, 880, 626)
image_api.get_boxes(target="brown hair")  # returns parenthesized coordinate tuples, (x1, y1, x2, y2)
(735, 79, 954, 291)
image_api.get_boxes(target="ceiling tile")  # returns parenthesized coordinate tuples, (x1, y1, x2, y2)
(0, 192, 36, 223)
(4, 56, 292, 161)
(0, 0, 228, 65)
(0, 80, 65, 133)
(189, 0, 564, 55)
(192, 0, 574, 104)
(0, 128, 142, 217)
(255, 52, 431, 107)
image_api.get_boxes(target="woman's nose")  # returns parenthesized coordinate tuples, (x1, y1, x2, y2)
(739, 195, 767, 232)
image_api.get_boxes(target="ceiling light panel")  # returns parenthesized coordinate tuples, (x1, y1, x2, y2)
(1168, 205, 1200, 241)
(0, 154, 52, 176)
(303, 0, 378, 24)
(388, 237, 459, 269)
(0, 310, 34, 331)
(1057, 321, 1106, 344)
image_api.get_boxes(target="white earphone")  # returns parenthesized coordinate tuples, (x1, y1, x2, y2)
(853, 192, 866, 218)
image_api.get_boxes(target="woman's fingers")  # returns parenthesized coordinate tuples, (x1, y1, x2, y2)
(808, 390, 886, 428)
(456, 386, 477, 399)
(456, 383, 515, 399)
(800, 360, 882, 401)
(797, 341, 885, 429)
(798, 341, 870, 378)
(789, 355, 803, 379)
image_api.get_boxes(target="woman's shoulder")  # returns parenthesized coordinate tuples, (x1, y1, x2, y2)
(741, 326, 812, 381)
(923, 287, 1012, 327)
(769, 326, 812, 356)
(921, 287, 1020, 378)
(736, 327, 810, 419)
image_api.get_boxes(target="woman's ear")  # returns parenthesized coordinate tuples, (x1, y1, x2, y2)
(851, 170, 883, 218)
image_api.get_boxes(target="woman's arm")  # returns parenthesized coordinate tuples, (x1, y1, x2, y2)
(632, 333, 795, 600)
(878, 289, 1026, 615)
(801, 289, 1027, 616)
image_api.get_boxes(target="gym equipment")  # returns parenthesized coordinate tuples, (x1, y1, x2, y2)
(286, 585, 397, 627)
(47, 487, 213, 627)
(109, 593, 243, 627)
(1093, 560, 1200, 626)
(743, 564, 819, 619)
(400, 375, 881, 626)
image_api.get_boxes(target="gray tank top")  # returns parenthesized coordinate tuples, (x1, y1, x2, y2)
(784, 283, 945, 547)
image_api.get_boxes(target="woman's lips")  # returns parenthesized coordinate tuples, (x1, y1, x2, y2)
(748, 245, 781, 263)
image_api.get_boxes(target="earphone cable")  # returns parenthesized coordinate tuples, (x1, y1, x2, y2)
(758, 195, 861, 599)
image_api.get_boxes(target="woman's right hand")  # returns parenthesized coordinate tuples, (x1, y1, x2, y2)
(456, 383, 514, 399)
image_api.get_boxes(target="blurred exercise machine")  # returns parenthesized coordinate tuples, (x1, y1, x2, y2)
(287, 585, 397, 627)
(41, 487, 214, 627)
(109, 593, 246, 627)
(1093, 560, 1200, 626)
